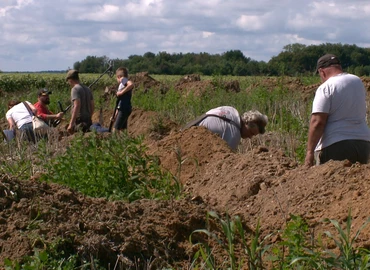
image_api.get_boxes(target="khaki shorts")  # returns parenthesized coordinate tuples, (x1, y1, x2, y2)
(315, 140, 370, 165)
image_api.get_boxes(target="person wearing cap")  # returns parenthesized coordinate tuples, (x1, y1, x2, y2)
(183, 106, 268, 150)
(34, 88, 64, 126)
(65, 69, 94, 134)
(305, 54, 370, 167)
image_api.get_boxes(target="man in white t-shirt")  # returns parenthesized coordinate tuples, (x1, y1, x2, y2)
(6, 100, 37, 143)
(186, 106, 268, 150)
(305, 54, 370, 166)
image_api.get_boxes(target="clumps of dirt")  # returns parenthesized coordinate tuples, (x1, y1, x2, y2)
(175, 74, 201, 85)
(147, 126, 233, 183)
(91, 108, 179, 142)
(0, 174, 212, 268)
(130, 72, 169, 94)
(174, 74, 240, 96)
(128, 108, 179, 140)
(245, 76, 319, 100)
(243, 161, 370, 244)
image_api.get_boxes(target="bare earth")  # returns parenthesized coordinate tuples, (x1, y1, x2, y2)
(1, 75, 370, 268)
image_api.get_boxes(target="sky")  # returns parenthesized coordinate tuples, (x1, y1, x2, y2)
(1, 0, 370, 72)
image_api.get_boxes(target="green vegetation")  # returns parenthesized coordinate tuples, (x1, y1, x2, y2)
(40, 132, 182, 201)
(74, 43, 370, 76)
(190, 211, 370, 270)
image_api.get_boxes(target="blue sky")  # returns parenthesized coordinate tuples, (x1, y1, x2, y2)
(1, 0, 370, 72)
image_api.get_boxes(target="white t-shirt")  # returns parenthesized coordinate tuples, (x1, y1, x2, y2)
(198, 106, 241, 150)
(312, 73, 370, 151)
(6, 101, 33, 129)
(118, 78, 128, 92)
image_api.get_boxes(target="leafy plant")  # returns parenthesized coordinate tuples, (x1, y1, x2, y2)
(190, 211, 271, 270)
(321, 209, 370, 269)
(39, 132, 181, 202)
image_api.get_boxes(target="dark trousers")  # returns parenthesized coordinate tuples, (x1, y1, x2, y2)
(76, 118, 92, 133)
(19, 122, 36, 143)
(317, 140, 370, 165)
(114, 109, 132, 131)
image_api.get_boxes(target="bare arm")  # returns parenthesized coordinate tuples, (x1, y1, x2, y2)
(28, 103, 38, 115)
(305, 113, 328, 167)
(7, 118, 16, 130)
(67, 99, 81, 134)
(116, 81, 134, 97)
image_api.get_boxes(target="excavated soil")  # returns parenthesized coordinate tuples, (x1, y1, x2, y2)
(1, 74, 370, 268)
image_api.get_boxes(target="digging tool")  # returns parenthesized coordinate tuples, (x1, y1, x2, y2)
(108, 99, 119, 132)
(51, 101, 72, 127)
(88, 60, 115, 89)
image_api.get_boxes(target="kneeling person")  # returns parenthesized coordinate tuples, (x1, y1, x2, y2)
(184, 106, 268, 150)
(34, 88, 64, 126)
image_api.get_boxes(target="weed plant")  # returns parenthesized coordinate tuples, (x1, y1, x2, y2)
(190, 211, 370, 270)
(37, 132, 181, 201)
(190, 211, 271, 270)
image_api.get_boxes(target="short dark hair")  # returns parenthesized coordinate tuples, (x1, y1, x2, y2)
(8, 100, 20, 109)
(116, 67, 128, 78)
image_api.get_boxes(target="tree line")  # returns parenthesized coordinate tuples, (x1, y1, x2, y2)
(73, 43, 370, 76)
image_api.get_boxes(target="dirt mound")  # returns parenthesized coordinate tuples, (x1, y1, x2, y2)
(174, 75, 241, 97)
(0, 175, 209, 268)
(245, 76, 319, 100)
(91, 107, 179, 142)
(130, 72, 169, 94)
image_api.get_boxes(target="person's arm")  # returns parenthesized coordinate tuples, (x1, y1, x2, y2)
(7, 117, 16, 130)
(116, 81, 134, 97)
(35, 103, 63, 120)
(26, 102, 38, 115)
(44, 112, 64, 120)
(67, 99, 80, 134)
(305, 113, 328, 167)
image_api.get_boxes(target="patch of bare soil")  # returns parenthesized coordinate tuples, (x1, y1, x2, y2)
(174, 74, 241, 97)
(1, 75, 370, 268)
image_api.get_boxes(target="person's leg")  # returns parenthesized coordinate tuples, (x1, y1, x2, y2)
(76, 118, 92, 133)
(319, 140, 370, 164)
(114, 109, 131, 131)
(19, 122, 36, 143)
(353, 140, 370, 164)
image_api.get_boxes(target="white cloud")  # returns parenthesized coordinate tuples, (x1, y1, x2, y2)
(100, 30, 128, 42)
(79, 4, 120, 21)
(202, 31, 214, 38)
(236, 15, 266, 31)
(1, 0, 370, 71)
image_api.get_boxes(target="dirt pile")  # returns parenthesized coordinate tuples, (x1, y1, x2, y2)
(174, 74, 241, 96)
(0, 175, 209, 268)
